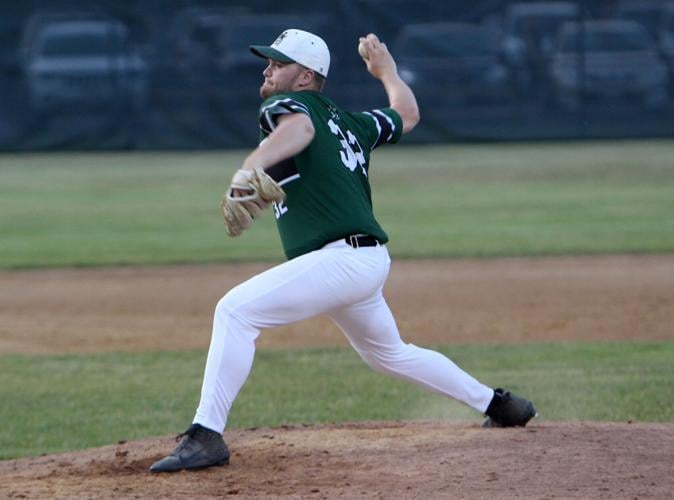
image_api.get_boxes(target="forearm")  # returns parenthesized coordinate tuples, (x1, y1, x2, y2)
(242, 113, 315, 171)
(380, 73, 420, 134)
(359, 33, 420, 134)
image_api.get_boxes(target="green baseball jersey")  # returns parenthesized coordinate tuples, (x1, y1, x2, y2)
(258, 90, 403, 260)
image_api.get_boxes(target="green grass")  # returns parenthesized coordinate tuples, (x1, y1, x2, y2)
(1, 142, 673, 461)
(2, 140, 674, 268)
(1, 342, 672, 460)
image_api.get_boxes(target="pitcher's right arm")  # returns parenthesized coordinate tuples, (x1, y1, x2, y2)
(358, 33, 420, 134)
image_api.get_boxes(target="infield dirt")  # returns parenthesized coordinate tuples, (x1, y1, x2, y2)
(1, 254, 673, 498)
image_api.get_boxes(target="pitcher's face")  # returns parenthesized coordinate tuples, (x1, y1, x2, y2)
(260, 60, 305, 98)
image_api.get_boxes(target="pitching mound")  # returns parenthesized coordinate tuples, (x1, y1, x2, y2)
(2, 421, 672, 499)
(2, 255, 673, 497)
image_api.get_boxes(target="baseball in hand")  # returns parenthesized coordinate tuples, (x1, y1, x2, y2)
(358, 41, 369, 59)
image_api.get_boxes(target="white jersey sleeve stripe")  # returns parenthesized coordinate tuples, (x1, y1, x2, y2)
(278, 173, 301, 186)
(363, 112, 382, 151)
(260, 98, 310, 133)
(373, 109, 395, 142)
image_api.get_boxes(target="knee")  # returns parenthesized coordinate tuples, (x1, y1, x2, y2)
(212, 292, 260, 342)
(215, 293, 235, 318)
(215, 284, 250, 318)
(357, 342, 412, 374)
(214, 282, 267, 329)
(214, 289, 252, 327)
(358, 351, 386, 373)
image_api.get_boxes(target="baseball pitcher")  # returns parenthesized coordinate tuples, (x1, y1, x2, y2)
(150, 29, 536, 473)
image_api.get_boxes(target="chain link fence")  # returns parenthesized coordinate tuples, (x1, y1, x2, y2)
(1, 0, 673, 150)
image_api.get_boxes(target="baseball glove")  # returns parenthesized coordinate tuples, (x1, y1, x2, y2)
(221, 168, 286, 237)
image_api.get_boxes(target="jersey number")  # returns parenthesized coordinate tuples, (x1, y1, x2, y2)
(328, 119, 366, 176)
(273, 200, 288, 219)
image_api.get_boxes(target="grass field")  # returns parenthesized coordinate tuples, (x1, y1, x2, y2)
(1, 140, 673, 460)
(1, 342, 672, 460)
(1, 140, 674, 267)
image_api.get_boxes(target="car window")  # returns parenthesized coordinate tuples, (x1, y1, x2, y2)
(559, 28, 651, 52)
(617, 8, 662, 37)
(400, 30, 500, 57)
(512, 15, 577, 39)
(220, 20, 308, 56)
(39, 32, 124, 56)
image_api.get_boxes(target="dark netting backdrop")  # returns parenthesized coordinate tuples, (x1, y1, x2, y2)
(1, 0, 673, 150)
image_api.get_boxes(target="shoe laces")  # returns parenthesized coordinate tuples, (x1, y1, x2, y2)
(172, 425, 200, 453)
(175, 426, 197, 442)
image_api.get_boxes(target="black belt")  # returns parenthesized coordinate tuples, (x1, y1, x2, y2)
(345, 235, 379, 248)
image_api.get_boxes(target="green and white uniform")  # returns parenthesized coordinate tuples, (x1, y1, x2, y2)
(193, 91, 494, 434)
(259, 90, 402, 259)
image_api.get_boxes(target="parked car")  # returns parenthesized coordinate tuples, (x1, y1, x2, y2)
(159, 7, 250, 80)
(395, 22, 516, 107)
(149, 10, 329, 146)
(549, 20, 669, 110)
(155, 10, 325, 104)
(614, 0, 666, 45)
(23, 17, 147, 111)
(503, 2, 580, 94)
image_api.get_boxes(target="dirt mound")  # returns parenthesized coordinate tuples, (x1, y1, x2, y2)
(2, 421, 672, 499)
(2, 255, 673, 497)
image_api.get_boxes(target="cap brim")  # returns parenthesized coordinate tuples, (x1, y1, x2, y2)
(250, 46, 295, 64)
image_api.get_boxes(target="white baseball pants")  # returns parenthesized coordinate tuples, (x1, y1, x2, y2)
(193, 239, 494, 433)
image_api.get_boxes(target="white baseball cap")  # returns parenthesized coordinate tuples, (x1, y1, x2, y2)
(250, 29, 330, 77)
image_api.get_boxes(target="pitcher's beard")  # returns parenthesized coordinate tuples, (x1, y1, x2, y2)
(260, 80, 294, 99)
(259, 84, 272, 99)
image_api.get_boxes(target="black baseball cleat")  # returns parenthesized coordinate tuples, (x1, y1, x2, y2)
(149, 423, 230, 473)
(482, 388, 537, 428)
